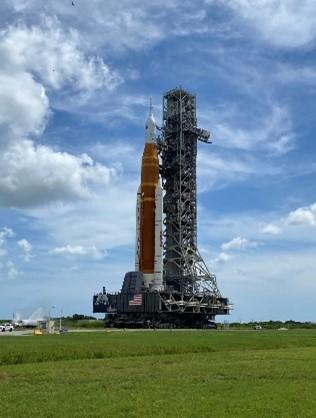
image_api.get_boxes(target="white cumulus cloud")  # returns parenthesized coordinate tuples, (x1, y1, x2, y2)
(0, 140, 114, 207)
(49, 244, 104, 260)
(0, 227, 14, 240)
(222, 0, 316, 48)
(17, 238, 32, 262)
(214, 252, 233, 263)
(0, 227, 15, 256)
(0, 18, 118, 208)
(210, 252, 233, 272)
(258, 203, 316, 236)
(286, 204, 316, 227)
(0, 17, 121, 91)
(221, 236, 260, 251)
(5, 260, 19, 279)
(260, 224, 282, 235)
(0, 71, 49, 140)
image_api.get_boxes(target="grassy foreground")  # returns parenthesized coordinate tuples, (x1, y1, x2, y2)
(0, 330, 315, 417)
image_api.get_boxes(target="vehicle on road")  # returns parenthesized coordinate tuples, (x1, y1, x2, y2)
(0, 323, 14, 332)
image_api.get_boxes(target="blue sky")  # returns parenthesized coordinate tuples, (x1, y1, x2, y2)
(0, 0, 316, 321)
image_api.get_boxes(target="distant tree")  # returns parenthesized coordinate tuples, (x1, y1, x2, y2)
(72, 314, 96, 321)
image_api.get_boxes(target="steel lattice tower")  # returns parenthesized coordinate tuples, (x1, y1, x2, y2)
(160, 88, 221, 297)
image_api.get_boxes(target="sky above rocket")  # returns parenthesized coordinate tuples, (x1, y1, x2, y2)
(0, 0, 316, 321)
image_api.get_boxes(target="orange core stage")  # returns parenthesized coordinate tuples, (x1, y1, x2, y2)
(139, 142, 159, 274)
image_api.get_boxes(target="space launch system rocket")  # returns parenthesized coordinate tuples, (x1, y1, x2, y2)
(93, 89, 230, 326)
(135, 104, 163, 291)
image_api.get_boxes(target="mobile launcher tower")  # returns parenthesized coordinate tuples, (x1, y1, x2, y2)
(93, 88, 230, 328)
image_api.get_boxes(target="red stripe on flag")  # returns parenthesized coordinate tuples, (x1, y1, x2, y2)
(129, 294, 143, 306)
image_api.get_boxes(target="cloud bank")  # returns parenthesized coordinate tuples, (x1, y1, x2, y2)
(0, 18, 118, 208)
(220, 0, 316, 48)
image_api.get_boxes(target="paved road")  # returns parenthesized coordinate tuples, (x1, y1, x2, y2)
(0, 329, 33, 336)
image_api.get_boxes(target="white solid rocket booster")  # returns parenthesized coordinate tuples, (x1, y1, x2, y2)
(152, 178, 163, 291)
(135, 186, 141, 271)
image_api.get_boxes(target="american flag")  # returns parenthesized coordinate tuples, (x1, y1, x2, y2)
(129, 293, 143, 306)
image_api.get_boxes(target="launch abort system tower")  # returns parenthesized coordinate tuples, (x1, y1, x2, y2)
(93, 88, 229, 328)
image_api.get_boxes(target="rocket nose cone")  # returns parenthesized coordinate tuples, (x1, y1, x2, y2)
(145, 113, 155, 128)
(145, 113, 156, 143)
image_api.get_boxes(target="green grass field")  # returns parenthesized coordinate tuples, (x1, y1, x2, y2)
(0, 330, 315, 417)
